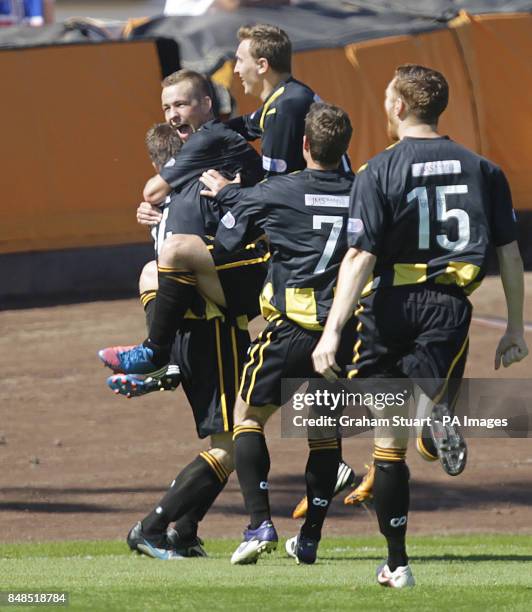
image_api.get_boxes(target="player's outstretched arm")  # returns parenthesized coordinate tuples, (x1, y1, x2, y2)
(494, 240, 528, 369)
(143, 174, 171, 205)
(312, 248, 376, 381)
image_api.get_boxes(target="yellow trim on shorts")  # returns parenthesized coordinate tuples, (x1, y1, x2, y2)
(243, 319, 283, 406)
(432, 335, 469, 405)
(348, 304, 365, 378)
(245, 331, 274, 405)
(214, 319, 229, 432)
(238, 332, 264, 396)
(215, 254, 269, 271)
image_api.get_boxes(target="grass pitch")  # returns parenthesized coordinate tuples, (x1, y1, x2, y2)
(1, 535, 531, 611)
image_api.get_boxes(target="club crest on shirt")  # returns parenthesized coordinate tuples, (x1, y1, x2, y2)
(348, 218, 364, 234)
(221, 211, 236, 229)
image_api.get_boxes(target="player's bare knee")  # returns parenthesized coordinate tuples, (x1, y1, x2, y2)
(139, 260, 158, 294)
(159, 234, 203, 269)
(234, 398, 277, 428)
(208, 446, 234, 474)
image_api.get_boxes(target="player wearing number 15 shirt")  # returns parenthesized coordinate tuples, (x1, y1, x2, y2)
(346, 119, 517, 396)
(312, 65, 526, 587)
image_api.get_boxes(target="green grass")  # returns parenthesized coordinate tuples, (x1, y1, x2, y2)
(1, 535, 531, 611)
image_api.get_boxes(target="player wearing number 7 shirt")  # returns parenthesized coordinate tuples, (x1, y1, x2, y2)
(312, 64, 528, 588)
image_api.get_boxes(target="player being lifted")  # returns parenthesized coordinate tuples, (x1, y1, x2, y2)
(100, 27, 357, 503)
(202, 102, 356, 565)
(100, 25, 352, 380)
(312, 64, 528, 587)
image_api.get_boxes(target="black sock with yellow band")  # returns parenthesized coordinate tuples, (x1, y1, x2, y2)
(373, 454, 410, 572)
(301, 438, 341, 541)
(140, 290, 157, 331)
(234, 424, 271, 529)
(142, 452, 229, 536)
(145, 266, 197, 364)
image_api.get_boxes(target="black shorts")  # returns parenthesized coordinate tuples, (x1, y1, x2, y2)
(348, 284, 471, 404)
(240, 316, 358, 408)
(209, 238, 269, 320)
(171, 318, 250, 438)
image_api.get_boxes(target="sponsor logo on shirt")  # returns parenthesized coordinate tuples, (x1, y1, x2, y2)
(411, 160, 461, 177)
(305, 194, 349, 208)
(164, 157, 176, 168)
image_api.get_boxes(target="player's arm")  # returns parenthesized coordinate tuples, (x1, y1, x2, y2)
(313, 164, 386, 381)
(215, 184, 267, 252)
(227, 110, 262, 142)
(488, 166, 528, 369)
(495, 241, 528, 369)
(143, 174, 171, 205)
(312, 248, 375, 381)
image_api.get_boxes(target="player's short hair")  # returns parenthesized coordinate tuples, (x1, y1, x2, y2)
(393, 64, 449, 124)
(237, 24, 291, 73)
(305, 103, 352, 167)
(145, 123, 183, 169)
(161, 69, 212, 100)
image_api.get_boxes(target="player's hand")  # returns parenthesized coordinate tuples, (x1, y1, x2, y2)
(136, 201, 162, 226)
(312, 331, 342, 382)
(494, 331, 528, 369)
(199, 169, 241, 198)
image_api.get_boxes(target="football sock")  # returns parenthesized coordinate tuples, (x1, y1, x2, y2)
(373, 452, 410, 572)
(233, 424, 271, 529)
(140, 290, 157, 331)
(142, 453, 229, 536)
(174, 472, 227, 542)
(144, 266, 197, 364)
(301, 438, 340, 541)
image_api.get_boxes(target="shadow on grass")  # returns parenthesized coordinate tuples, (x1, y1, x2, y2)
(319, 553, 532, 562)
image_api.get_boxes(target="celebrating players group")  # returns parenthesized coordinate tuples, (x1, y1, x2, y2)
(97, 24, 528, 588)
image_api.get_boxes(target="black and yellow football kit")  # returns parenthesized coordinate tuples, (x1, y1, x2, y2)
(150, 128, 267, 436)
(228, 78, 352, 178)
(347, 136, 517, 401)
(228, 77, 317, 175)
(215, 168, 356, 407)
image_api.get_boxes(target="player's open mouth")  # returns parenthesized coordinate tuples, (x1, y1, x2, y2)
(175, 124, 193, 140)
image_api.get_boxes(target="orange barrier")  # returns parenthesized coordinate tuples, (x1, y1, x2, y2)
(450, 11, 532, 211)
(0, 41, 162, 255)
(227, 12, 530, 204)
(1, 13, 530, 259)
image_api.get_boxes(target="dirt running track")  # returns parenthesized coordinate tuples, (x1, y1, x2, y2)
(1, 276, 531, 543)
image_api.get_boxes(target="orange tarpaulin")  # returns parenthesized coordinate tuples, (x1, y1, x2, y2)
(0, 41, 162, 255)
(1, 12, 531, 257)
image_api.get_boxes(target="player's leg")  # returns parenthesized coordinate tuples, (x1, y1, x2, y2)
(105, 260, 181, 397)
(231, 398, 279, 565)
(128, 444, 231, 560)
(98, 235, 267, 375)
(402, 287, 471, 476)
(231, 319, 295, 564)
(370, 401, 413, 588)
